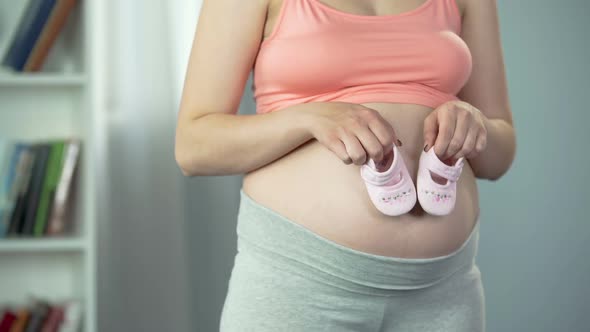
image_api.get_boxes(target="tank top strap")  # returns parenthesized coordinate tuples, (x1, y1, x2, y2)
(263, 0, 317, 45)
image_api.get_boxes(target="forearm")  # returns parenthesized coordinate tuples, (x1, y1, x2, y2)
(468, 116, 516, 181)
(175, 104, 314, 176)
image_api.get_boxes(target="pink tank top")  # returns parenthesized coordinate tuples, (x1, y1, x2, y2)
(252, 0, 472, 114)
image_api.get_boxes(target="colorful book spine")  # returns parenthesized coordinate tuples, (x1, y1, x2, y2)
(0, 140, 15, 237)
(6, 146, 35, 236)
(40, 305, 64, 332)
(0, 310, 16, 332)
(23, 301, 50, 332)
(0, 143, 28, 234)
(1, 0, 58, 71)
(24, 0, 78, 72)
(33, 141, 66, 236)
(47, 140, 80, 236)
(56, 300, 81, 332)
(0, 297, 79, 332)
(22, 144, 52, 235)
(8, 308, 30, 332)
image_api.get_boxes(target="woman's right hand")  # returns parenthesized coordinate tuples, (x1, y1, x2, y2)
(298, 102, 402, 166)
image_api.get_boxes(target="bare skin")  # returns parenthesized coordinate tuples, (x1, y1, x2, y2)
(175, 0, 515, 258)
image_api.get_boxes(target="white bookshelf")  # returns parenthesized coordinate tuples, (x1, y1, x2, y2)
(0, 238, 87, 253)
(0, 73, 87, 87)
(0, 0, 100, 331)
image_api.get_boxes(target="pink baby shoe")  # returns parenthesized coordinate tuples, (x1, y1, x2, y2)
(360, 144, 417, 216)
(417, 147, 465, 216)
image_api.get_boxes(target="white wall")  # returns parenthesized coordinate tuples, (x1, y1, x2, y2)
(167, 0, 202, 107)
(98, 1, 191, 331)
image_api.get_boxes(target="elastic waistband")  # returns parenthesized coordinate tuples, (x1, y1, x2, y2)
(236, 188, 480, 293)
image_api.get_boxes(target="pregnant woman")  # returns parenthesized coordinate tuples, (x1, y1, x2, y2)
(175, 0, 516, 331)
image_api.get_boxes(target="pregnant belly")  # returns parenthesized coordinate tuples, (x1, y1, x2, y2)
(242, 102, 480, 258)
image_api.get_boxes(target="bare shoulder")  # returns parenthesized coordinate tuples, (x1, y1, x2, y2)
(459, 0, 498, 17)
(453, 0, 466, 18)
(455, 0, 498, 18)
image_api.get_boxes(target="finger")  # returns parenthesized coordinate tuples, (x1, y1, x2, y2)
(366, 118, 397, 154)
(423, 111, 438, 151)
(443, 110, 471, 160)
(339, 130, 367, 165)
(474, 131, 488, 157)
(362, 106, 399, 149)
(464, 131, 486, 159)
(328, 136, 353, 164)
(455, 127, 478, 160)
(433, 108, 456, 158)
(354, 125, 386, 163)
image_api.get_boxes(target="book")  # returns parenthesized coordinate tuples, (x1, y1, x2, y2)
(0, 141, 15, 237)
(0, 141, 13, 199)
(6, 145, 35, 235)
(24, 0, 78, 72)
(47, 140, 80, 236)
(0, 143, 28, 236)
(56, 300, 80, 332)
(2, 0, 58, 72)
(23, 300, 50, 332)
(8, 307, 30, 332)
(39, 305, 64, 332)
(21, 143, 51, 235)
(33, 141, 66, 236)
(0, 310, 16, 332)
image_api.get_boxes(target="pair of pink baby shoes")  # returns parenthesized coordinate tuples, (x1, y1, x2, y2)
(360, 144, 464, 216)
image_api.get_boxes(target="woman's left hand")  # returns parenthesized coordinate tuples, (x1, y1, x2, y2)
(423, 100, 488, 162)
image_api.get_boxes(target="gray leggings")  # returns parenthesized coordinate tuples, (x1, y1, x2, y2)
(219, 188, 486, 332)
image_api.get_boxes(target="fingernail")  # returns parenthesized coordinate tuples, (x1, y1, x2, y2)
(424, 144, 429, 152)
(396, 139, 402, 146)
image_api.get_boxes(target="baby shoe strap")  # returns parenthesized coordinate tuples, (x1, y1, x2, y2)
(425, 149, 464, 182)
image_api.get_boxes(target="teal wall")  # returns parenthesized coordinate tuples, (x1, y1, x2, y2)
(476, 0, 589, 331)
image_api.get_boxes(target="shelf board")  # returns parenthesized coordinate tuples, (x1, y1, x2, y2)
(0, 237, 87, 253)
(0, 73, 86, 87)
